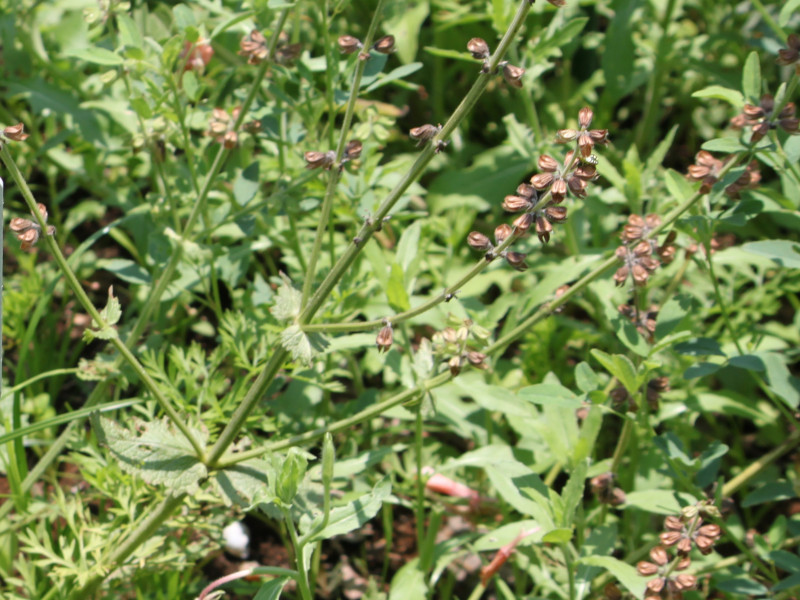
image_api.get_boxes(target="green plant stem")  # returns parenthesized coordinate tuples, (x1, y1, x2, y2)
(750, 0, 786, 43)
(414, 401, 425, 555)
(634, 0, 676, 150)
(301, 0, 386, 306)
(0, 145, 206, 458)
(215, 370, 452, 467)
(283, 507, 314, 600)
(466, 583, 486, 600)
(609, 418, 634, 475)
(69, 492, 188, 600)
(298, 0, 533, 325)
(723, 428, 800, 497)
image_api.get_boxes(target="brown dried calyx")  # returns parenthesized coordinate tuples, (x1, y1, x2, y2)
(3, 122, 30, 142)
(10, 203, 56, 251)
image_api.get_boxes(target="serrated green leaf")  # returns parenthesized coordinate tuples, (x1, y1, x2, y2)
(271, 274, 302, 321)
(214, 458, 273, 507)
(67, 47, 124, 65)
(365, 62, 424, 92)
(742, 51, 762, 103)
(99, 287, 122, 326)
(182, 70, 199, 103)
(92, 415, 208, 494)
(281, 325, 313, 363)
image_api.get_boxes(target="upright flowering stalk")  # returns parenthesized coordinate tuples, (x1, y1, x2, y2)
(467, 107, 607, 270)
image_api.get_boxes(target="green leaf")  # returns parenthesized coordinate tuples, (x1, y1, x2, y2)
(761, 352, 800, 409)
(116, 14, 143, 49)
(560, 460, 588, 526)
(281, 325, 327, 364)
(574, 362, 599, 393)
(691, 85, 744, 107)
(271, 274, 302, 321)
(389, 559, 427, 600)
(701, 137, 748, 153)
(234, 162, 261, 207)
(623, 490, 698, 514)
(655, 293, 693, 339)
(214, 458, 272, 507)
(99, 287, 122, 326)
(473, 521, 542, 551)
(383, 2, 428, 64)
(253, 577, 290, 600)
(304, 478, 391, 543)
(663, 168, 695, 202)
(716, 577, 768, 595)
(579, 556, 645, 598)
(775, 572, 800, 592)
(741, 240, 800, 268)
(674, 338, 726, 356)
(518, 383, 582, 408)
(98, 258, 151, 285)
(542, 528, 573, 543)
(396, 220, 421, 275)
(182, 70, 199, 103)
(742, 481, 796, 507)
(742, 51, 762, 103)
(172, 4, 196, 30)
(780, 0, 800, 26)
(364, 62, 424, 92)
(67, 47, 124, 65)
(590, 350, 639, 396)
(92, 415, 208, 494)
(386, 262, 410, 312)
(684, 362, 722, 379)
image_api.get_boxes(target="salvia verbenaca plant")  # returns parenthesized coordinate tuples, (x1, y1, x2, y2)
(1, 1, 800, 599)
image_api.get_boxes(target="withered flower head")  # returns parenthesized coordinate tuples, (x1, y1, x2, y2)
(10, 203, 56, 251)
(181, 39, 213, 72)
(513, 212, 534, 233)
(338, 35, 362, 54)
(3, 123, 29, 142)
(467, 231, 493, 251)
(494, 223, 512, 245)
(409, 123, 442, 146)
(686, 150, 723, 194)
(304, 150, 336, 170)
(556, 107, 608, 156)
(206, 107, 241, 148)
(343, 139, 363, 161)
(276, 43, 302, 64)
(239, 29, 269, 64)
(467, 38, 490, 59)
(777, 33, 800, 66)
(502, 194, 532, 212)
(372, 35, 395, 54)
(502, 63, 525, 88)
(466, 351, 487, 369)
(376, 323, 393, 353)
(504, 251, 528, 271)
